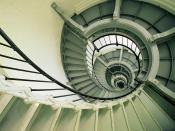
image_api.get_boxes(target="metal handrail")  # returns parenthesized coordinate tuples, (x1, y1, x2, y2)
(0, 28, 142, 100)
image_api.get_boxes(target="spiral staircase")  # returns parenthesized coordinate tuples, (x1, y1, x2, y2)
(0, 0, 175, 131)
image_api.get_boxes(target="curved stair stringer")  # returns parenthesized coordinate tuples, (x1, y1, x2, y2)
(61, 25, 107, 99)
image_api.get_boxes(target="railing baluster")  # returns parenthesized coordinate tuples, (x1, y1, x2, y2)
(31, 88, 65, 91)
(73, 98, 82, 102)
(0, 42, 12, 48)
(5, 77, 53, 83)
(0, 53, 26, 62)
(0, 65, 40, 74)
(53, 93, 76, 98)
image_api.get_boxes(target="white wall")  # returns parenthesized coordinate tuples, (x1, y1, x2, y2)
(0, 0, 70, 96)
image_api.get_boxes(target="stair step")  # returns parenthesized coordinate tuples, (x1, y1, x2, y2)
(90, 88, 101, 97)
(113, 104, 129, 131)
(69, 71, 88, 78)
(71, 77, 91, 85)
(103, 91, 110, 98)
(0, 94, 16, 124)
(78, 110, 96, 131)
(64, 58, 85, 65)
(132, 96, 162, 131)
(64, 43, 85, 54)
(98, 108, 113, 131)
(0, 96, 41, 131)
(102, 55, 109, 63)
(86, 87, 99, 96)
(64, 47, 85, 56)
(54, 108, 80, 131)
(112, 50, 120, 57)
(89, 89, 105, 102)
(104, 53, 113, 60)
(74, 80, 94, 90)
(64, 55, 85, 61)
(0, 97, 28, 131)
(79, 83, 96, 93)
(64, 38, 85, 49)
(19, 103, 42, 131)
(27, 105, 59, 131)
(144, 86, 175, 121)
(66, 30, 85, 45)
(139, 91, 175, 130)
(66, 65, 86, 71)
(99, 90, 107, 98)
(64, 50, 85, 59)
(124, 101, 145, 131)
(71, 76, 92, 87)
(64, 62, 85, 66)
